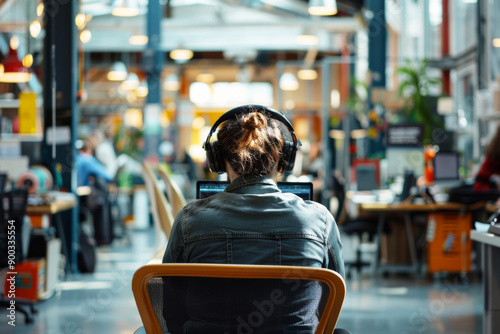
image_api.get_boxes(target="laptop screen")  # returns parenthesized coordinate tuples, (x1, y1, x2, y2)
(196, 180, 313, 201)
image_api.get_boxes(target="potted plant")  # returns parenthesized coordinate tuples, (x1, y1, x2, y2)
(396, 59, 443, 145)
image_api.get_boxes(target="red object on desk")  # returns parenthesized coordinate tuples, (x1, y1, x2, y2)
(351, 158, 380, 187)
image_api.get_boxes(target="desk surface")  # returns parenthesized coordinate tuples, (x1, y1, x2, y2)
(471, 230, 500, 248)
(361, 201, 485, 212)
(27, 199, 77, 215)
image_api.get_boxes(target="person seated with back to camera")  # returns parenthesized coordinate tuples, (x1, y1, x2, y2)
(162, 105, 346, 333)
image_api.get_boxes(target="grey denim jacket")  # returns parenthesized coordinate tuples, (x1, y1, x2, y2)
(162, 175, 345, 278)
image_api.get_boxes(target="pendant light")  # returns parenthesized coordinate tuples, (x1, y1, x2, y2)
(163, 73, 180, 91)
(308, 0, 338, 16)
(121, 72, 140, 90)
(279, 72, 299, 91)
(297, 68, 318, 80)
(0, 36, 31, 83)
(111, 0, 140, 17)
(107, 61, 128, 81)
(170, 45, 193, 63)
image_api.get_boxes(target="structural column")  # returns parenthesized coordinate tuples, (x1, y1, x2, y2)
(41, 0, 79, 273)
(143, 0, 164, 162)
(366, 0, 386, 155)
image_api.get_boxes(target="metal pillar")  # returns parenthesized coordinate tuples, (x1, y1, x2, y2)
(41, 0, 79, 273)
(321, 57, 356, 207)
(366, 0, 386, 156)
(143, 0, 164, 162)
(367, 0, 386, 89)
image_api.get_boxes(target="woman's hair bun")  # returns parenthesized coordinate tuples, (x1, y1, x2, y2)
(241, 112, 267, 131)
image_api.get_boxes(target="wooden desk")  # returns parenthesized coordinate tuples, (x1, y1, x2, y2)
(471, 230, 500, 334)
(360, 201, 484, 276)
(27, 199, 78, 215)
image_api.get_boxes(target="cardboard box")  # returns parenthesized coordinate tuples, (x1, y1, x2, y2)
(4, 258, 46, 301)
(28, 214, 50, 229)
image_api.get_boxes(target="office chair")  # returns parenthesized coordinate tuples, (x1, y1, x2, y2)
(156, 165, 187, 218)
(132, 263, 346, 334)
(0, 187, 37, 324)
(141, 162, 175, 251)
(332, 174, 382, 279)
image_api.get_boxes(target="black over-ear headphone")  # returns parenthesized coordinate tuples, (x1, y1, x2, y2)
(203, 105, 301, 174)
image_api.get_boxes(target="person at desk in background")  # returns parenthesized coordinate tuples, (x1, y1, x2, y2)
(89, 128, 119, 179)
(474, 125, 500, 191)
(76, 139, 113, 187)
(162, 105, 345, 333)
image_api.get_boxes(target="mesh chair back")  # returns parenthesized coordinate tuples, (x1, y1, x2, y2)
(133, 264, 345, 334)
(8, 188, 29, 222)
(0, 173, 6, 223)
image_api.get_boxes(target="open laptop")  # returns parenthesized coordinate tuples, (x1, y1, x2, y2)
(196, 180, 313, 201)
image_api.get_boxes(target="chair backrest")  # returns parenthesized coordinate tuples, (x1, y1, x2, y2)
(141, 162, 175, 241)
(132, 263, 345, 334)
(331, 173, 346, 224)
(156, 165, 187, 218)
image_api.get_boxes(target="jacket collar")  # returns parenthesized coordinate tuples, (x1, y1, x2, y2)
(225, 175, 279, 194)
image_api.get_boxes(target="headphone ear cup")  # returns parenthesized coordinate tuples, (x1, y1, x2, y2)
(281, 140, 298, 172)
(205, 141, 217, 173)
(210, 141, 226, 173)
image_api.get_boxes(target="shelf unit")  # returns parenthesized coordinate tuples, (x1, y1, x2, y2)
(0, 98, 44, 143)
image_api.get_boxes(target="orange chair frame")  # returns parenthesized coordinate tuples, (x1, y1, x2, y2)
(132, 263, 346, 334)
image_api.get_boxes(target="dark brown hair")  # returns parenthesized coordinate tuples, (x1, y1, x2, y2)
(217, 110, 284, 177)
(485, 125, 500, 162)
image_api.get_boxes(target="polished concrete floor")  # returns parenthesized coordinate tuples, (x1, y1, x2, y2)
(1, 227, 484, 334)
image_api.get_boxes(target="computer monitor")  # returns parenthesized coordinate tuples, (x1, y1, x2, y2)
(356, 165, 378, 191)
(196, 180, 313, 201)
(433, 152, 459, 181)
(385, 147, 424, 177)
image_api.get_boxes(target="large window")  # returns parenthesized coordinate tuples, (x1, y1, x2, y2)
(450, 0, 477, 56)
(491, 0, 500, 81)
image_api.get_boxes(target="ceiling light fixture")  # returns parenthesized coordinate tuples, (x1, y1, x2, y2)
(279, 72, 299, 91)
(111, 0, 140, 17)
(107, 61, 128, 81)
(30, 19, 42, 38)
(308, 0, 338, 16)
(129, 35, 148, 45)
(22, 54, 34, 68)
(37, 3, 44, 17)
(121, 72, 140, 90)
(0, 37, 31, 83)
(163, 74, 180, 91)
(75, 13, 87, 29)
(170, 46, 193, 62)
(298, 69, 318, 80)
(493, 38, 500, 48)
(297, 28, 318, 45)
(80, 30, 92, 44)
(135, 80, 148, 97)
(196, 72, 215, 84)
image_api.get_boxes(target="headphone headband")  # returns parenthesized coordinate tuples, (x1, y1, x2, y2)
(207, 105, 295, 140)
(203, 104, 301, 174)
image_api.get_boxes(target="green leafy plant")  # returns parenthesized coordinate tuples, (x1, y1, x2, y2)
(397, 59, 443, 144)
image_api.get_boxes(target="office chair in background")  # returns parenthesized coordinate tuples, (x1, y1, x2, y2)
(132, 263, 347, 334)
(156, 165, 187, 218)
(0, 185, 37, 324)
(331, 173, 383, 279)
(141, 162, 175, 252)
